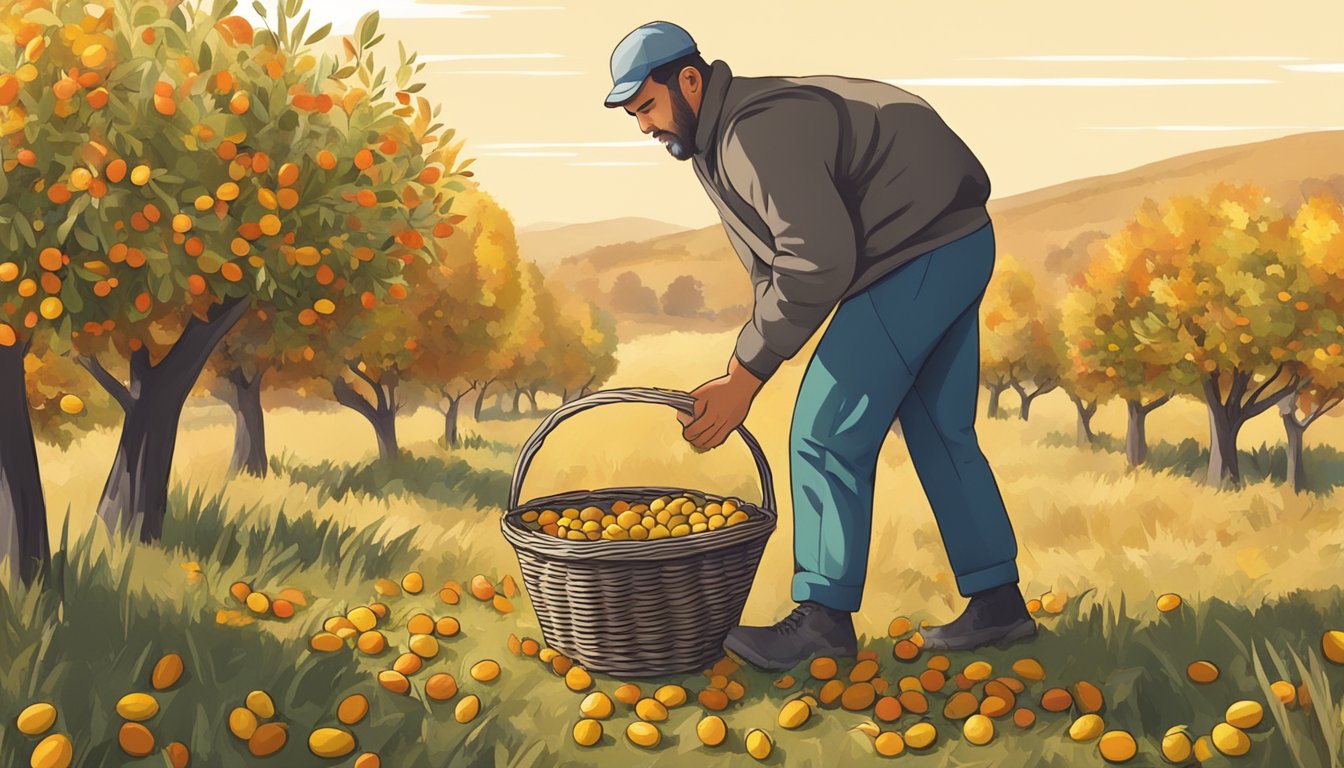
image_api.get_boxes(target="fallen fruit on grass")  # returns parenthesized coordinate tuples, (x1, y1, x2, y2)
(573, 719, 602, 747)
(654, 684, 686, 707)
(580, 692, 613, 719)
(1040, 591, 1067, 613)
(116, 693, 159, 722)
(401, 571, 424, 594)
(152, 654, 184, 690)
(246, 592, 270, 614)
(393, 653, 422, 676)
(246, 690, 275, 719)
(426, 673, 458, 701)
(347, 607, 377, 632)
(1072, 680, 1104, 713)
(1323, 630, 1344, 664)
(1157, 593, 1182, 612)
(17, 702, 57, 735)
(893, 640, 920, 661)
(118, 722, 154, 757)
(943, 691, 979, 720)
(888, 616, 911, 636)
(745, 728, 772, 760)
(377, 671, 410, 695)
(409, 634, 439, 658)
(1041, 688, 1073, 712)
(635, 697, 668, 722)
(626, 720, 661, 748)
(455, 695, 480, 723)
(338, 694, 369, 725)
(1069, 714, 1104, 742)
(698, 714, 727, 746)
(374, 578, 400, 596)
(698, 687, 729, 711)
(470, 575, 495, 601)
(308, 727, 356, 758)
(471, 660, 501, 683)
(165, 742, 189, 768)
(1013, 708, 1036, 728)
(1186, 661, 1220, 683)
(842, 682, 877, 711)
(810, 657, 838, 679)
(565, 666, 593, 692)
(228, 707, 259, 739)
(1099, 730, 1137, 762)
(1226, 700, 1263, 729)
(1194, 735, 1213, 762)
(963, 714, 994, 745)
(875, 696, 903, 722)
(436, 617, 461, 637)
(875, 730, 905, 756)
(1161, 726, 1193, 763)
(819, 679, 845, 706)
(248, 723, 287, 757)
(407, 613, 435, 635)
(779, 698, 811, 729)
(30, 733, 73, 768)
(1270, 681, 1297, 707)
(614, 683, 641, 706)
(354, 754, 380, 768)
(774, 675, 795, 689)
(1211, 722, 1250, 756)
(1012, 658, 1045, 681)
(229, 581, 251, 603)
(904, 722, 937, 749)
(963, 661, 992, 681)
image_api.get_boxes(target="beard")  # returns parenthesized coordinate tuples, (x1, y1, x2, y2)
(656, 82, 700, 160)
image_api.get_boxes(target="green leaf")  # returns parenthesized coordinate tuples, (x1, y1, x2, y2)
(16, 216, 36, 249)
(304, 22, 331, 46)
(291, 10, 309, 49)
(406, 82, 426, 94)
(0, 161, 7, 199)
(60, 279, 84, 316)
(252, 0, 267, 18)
(359, 11, 379, 47)
(277, 4, 289, 48)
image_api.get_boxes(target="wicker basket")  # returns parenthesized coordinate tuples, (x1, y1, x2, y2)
(500, 387, 777, 677)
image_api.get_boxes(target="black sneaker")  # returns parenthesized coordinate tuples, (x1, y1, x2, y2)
(723, 601, 858, 671)
(920, 582, 1037, 652)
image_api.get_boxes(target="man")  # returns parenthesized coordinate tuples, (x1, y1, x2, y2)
(603, 21, 1036, 670)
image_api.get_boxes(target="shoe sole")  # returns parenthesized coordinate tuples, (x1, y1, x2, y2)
(722, 634, 857, 673)
(920, 618, 1037, 652)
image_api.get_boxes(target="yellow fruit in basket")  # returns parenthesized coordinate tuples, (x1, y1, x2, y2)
(455, 695, 481, 723)
(616, 511, 640, 528)
(611, 500, 630, 514)
(562, 507, 580, 519)
(708, 515, 726, 530)
(18, 702, 57, 735)
(650, 498, 667, 513)
(654, 684, 687, 708)
(670, 524, 691, 537)
(1226, 700, 1263, 729)
(626, 720, 661, 748)
(779, 698, 811, 729)
(580, 506, 603, 522)
(698, 715, 727, 746)
(601, 514, 617, 527)
(746, 728, 772, 760)
(635, 697, 668, 722)
(308, 727, 356, 758)
(727, 511, 749, 526)
(116, 693, 159, 721)
(538, 510, 559, 526)
(471, 660, 501, 682)
(338, 694, 370, 725)
(573, 718, 602, 747)
(614, 683, 642, 706)
(649, 526, 670, 540)
(580, 692, 614, 719)
(630, 525, 649, 540)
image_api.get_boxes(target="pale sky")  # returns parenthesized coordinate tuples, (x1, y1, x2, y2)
(220, 0, 1344, 229)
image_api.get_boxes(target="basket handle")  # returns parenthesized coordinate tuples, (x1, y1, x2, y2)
(508, 386, 776, 512)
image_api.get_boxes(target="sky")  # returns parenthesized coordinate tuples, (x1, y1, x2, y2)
(217, 0, 1344, 230)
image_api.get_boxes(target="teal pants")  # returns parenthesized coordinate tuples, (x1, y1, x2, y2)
(790, 220, 1019, 612)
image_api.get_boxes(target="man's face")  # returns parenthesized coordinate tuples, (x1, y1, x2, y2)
(622, 69, 701, 161)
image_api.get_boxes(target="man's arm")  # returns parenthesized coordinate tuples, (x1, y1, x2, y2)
(721, 92, 858, 382)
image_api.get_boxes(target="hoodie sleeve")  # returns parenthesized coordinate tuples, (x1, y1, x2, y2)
(719, 92, 858, 382)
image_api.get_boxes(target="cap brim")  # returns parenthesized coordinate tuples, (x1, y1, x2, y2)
(604, 78, 644, 108)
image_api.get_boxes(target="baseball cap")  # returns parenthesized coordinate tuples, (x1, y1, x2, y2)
(604, 21, 699, 108)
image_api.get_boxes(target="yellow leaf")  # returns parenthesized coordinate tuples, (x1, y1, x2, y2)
(1235, 548, 1270, 579)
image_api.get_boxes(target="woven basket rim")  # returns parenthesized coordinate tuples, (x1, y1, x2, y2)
(501, 485, 776, 563)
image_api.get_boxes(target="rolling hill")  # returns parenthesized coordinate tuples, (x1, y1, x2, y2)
(517, 217, 691, 273)
(546, 130, 1344, 338)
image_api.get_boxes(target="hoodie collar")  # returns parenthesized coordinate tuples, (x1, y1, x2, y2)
(693, 59, 732, 159)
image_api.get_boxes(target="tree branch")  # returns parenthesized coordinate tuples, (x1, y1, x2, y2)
(331, 375, 378, 423)
(1244, 372, 1301, 420)
(346, 361, 387, 413)
(1241, 364, 1284, 412)
(74, 353, 133, 412)
(1303, 394, 1344, 429)
(1141, 392, 1173, 414)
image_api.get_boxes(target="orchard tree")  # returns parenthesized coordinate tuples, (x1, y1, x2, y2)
(609, 270, 658, 315)
(1060, 202, 1182, 465)
(1147, 184, 1303, 488)
(1276, 193, 1344, 492)
(660, 274, 705, 317)
(981, 252, 1061, 421)
(552, 299, 618, 403)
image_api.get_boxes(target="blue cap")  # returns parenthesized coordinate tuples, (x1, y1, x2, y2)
(604, 21, 698, 108)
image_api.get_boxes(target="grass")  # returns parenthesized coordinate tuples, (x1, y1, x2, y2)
(4, 326, 1344, 766)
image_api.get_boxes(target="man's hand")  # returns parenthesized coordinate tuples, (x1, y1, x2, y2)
(677, 356, 765, 450)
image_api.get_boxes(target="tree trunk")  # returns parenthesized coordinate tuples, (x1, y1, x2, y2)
(92, 297, 250, 542)
(1069, 392, 1097, 446)
(225, 365, 267, 478)
(1201, 367, 1299, 489)
(473, 379, 494, 421)
(525, 387, 538, 412)
(512, 387, 523, 414)
(332, 366, 400, 463)
(1124, 393, 1172, 468)
(986, 382, 1008, 419)
(1011, 378, 1058, 422)
(443, 395, 462, 448)
(1282, 405, 1306, 494)
(0, 338, 49, 586)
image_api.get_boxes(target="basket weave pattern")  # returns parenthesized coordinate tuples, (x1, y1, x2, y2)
(500, 388, 777, 677)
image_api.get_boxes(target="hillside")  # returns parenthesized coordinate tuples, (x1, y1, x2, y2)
(516, 216, 690, 273)
(547, 130, 1344, 338)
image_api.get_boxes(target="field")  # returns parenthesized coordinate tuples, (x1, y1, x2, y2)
(4, 328, 1344, 767)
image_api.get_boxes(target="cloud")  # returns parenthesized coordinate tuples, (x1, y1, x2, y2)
(418, 53, 564, 62)
(884, 77, 1278, 87)
(1281, 63, 1344, 73)
(431, 70, 584, 76)
(568, 161, 660, 167)
(478, 151, 578, 157)
(1088, 125, 1344, 132)
(225, 2, 564, 36)
(965, 55, 1308, 62)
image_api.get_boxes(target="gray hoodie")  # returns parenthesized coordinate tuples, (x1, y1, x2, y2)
(691, 59, 993, 381)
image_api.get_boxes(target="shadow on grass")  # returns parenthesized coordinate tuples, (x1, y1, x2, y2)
(1040, 431, 1344, 494)
(268, 450, 512, 510)
(158, 485, 422, 584)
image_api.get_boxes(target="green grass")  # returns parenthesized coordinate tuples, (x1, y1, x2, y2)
(268, 449, 512, 510)
(1040, 430, 1344, 493)
(2, 489, 1342, 767)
